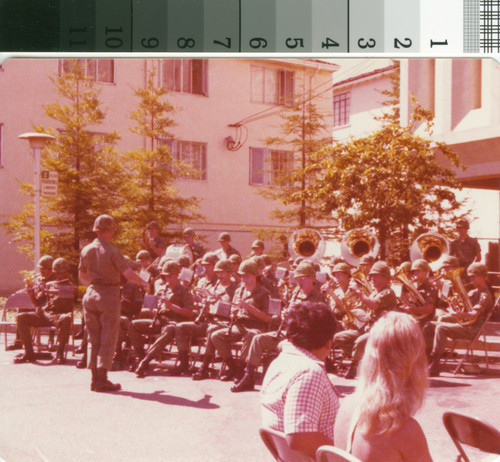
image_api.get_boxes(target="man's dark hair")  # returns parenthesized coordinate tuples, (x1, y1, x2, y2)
(286, 302, 337, 351)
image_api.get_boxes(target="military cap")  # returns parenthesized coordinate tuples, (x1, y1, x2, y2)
(332, 262, 352, 275)
(411, 259, 431, 272)
(147, 220, 160, 230)
(136, 250, 152, 262)
(238, 260, 259, 276)
(183, 227, 195, 236)
(162, 260, 181, 275)
(38, 255, 54, 270)
(252, 239, 264, 249)
(52, 257, 70, 274)
(456, 219, 470, 229)
(294, 261, 316, 278)
(229, 254, 242, 265)
(442, 256, 460, 268)
(369, 261, 391, 278)
(214, 259, 234, 273)
(202, 252, 219, 265)
(467, 263, 488, 277)
(360, 255, 375, 266)
(218, 232, 231, 242)
(93, 214, 117, 233)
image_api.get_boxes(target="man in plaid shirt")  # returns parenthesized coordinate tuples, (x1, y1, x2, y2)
(260, 301, 339, 458)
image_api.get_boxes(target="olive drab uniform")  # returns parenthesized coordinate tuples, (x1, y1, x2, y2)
(79, 238, 130, 370)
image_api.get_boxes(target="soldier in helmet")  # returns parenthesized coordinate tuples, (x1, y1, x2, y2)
(450, 219, 481, 272)
(214, 232, 241, 260)
(7, 255, 56, 351)
(428, 263, 494, 376)
(14, 257, 75, 364)
(79, 214, 148, 392)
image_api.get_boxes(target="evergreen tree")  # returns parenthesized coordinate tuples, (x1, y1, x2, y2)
(4, 60, 126, 270)
(259, 85, 333, 229)
(118, 66, 202, 254)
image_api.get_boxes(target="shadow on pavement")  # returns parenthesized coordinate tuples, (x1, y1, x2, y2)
(116, 390, 220, 409)
(429, 378, 472, 388)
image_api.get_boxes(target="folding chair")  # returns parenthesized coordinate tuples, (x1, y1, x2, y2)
(443, 411, 500, 462)
(259, 427, 315, 462)
(316, 445, 363, 462)
(450, 300, 498, 374)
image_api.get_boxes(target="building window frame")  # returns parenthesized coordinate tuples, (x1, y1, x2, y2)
(333, 91, 351, 127)
(58, 59, 115, 84)
(249, 147, 294, 186)
(251, 66, 295, 106)
(160, 59, 208, 96)
(159, 139, 207, 181)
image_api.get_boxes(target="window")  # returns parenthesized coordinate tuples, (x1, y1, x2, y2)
(159, 139, 207, 181)
(59, 59, 115, 83)
(161, 60, 208, 96)
(250, 147, 294, 186)
(333, 92, 350, 127)
(251, 66, 294, 106)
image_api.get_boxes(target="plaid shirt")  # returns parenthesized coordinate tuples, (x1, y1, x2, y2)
(260, 341, 340, 441)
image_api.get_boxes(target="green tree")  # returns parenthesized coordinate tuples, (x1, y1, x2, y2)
(259, 87, 333, 229)
(308, 65, 469, 264)
(118, 67, 202, 254)
(4, 60, 126, 270)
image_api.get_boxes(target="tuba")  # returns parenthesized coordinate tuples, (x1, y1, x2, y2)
(443, 267, 476, 326)
(341, 228, 380, 267)
(393, 266, 428, 320)
(288, 228, 326, 262)
(410, 233, 449, 272)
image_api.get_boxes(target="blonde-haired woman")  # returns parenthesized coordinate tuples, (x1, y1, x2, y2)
(334, 311, 433, 462)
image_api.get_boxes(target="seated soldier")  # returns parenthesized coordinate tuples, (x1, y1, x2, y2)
(428, 262, 494, 376)
(230, 260, 326, 392)
(132, 261, 195, 378)
(172, 259, 238, 376)
(7, 255, 55, 351)
(338, 261, 397, 379)
(194, 260, 270, 382)
(14, 257, 75, 364)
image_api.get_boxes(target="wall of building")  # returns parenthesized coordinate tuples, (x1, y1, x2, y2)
(0, 58, 334, 293)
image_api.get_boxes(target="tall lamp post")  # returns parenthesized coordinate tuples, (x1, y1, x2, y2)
(18, 132, 55, 274)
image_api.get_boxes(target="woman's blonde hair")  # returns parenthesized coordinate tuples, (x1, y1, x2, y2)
(354, 311, 428, 436)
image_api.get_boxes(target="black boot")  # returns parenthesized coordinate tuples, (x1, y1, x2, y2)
(220, 357, 236, 381)
(76, 352, 87, 369)
(428, 356, 441, 377)
(169, 352, 190, 376)
(192, 355, 212, 381)
(53, 344, 66, 364)
(231, 365, 256, 392)
(93, 368, 121, 392)
(90, 368, 98, 391)
(135, 358, 150, 378)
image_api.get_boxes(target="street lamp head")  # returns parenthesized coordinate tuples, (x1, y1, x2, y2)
(19, 132, 55, 149)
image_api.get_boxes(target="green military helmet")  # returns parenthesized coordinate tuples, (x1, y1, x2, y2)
(52, 257, 70, 274)
(93, 214, 117, 233)
(38, 255, 54, 270)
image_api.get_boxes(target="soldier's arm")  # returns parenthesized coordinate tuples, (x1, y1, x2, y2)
(122, 267, 149, 290)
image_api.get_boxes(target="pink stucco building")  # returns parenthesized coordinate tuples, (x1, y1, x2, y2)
(0, 58, 337, 292)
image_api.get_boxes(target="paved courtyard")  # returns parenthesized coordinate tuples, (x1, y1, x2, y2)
(1, 331, 500, 462)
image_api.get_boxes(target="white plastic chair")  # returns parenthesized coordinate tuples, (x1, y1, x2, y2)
(316, 445, 363, 462)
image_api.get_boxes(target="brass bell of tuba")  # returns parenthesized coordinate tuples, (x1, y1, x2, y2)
(340, 228, 380, 267)
(443, 267, 476, 326)
(410, 232, 449, 272)
(288, 228, 326, 262)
